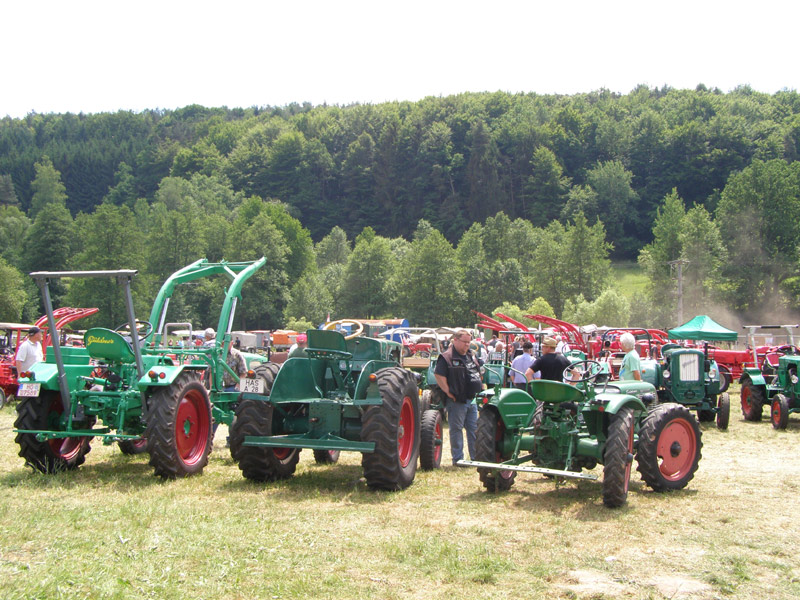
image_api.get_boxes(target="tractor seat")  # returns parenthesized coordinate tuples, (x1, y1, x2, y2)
(528, 379, 584, 404)
(305, 329, 353, 361)
(83, 328, 135, 364)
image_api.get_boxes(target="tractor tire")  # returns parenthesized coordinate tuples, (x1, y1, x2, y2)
(118, 438, 148, 455)
(475, 407, 516, 492)
(716, 392, 730, 430)
(419, 389, 432, 414)
(146, 372, 212, 479)
(230, 398, 300, 481)
(0, 387, 7, 409)
(361, 367, 420, 490)
(740, 375, 764, 421)
(771, 394, 790, 430)
(718, 366, 731, 393)
(313, 449, 341, 464)
(229, 362, 281, 461)
(602, 407, 635, 508)
(419, 408, 443, 470)
(636, 403, 702, 492)
(430, 387, 448, 423)
(14, 391, 92, 474)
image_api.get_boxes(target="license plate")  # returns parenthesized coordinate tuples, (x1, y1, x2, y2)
(240, 378, 264, 394)
(17, 383, 41, 397)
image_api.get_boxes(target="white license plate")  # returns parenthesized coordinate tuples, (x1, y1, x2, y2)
(240, 378, 265, 394)
(17, 383, 41, 397)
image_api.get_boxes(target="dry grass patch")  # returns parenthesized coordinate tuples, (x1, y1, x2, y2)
(1, 386, 799, 599)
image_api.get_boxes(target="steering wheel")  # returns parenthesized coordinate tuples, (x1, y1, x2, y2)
(563, 360, 604, 384)
(322, 319, 365, 340)
(114, 320, 153, 341)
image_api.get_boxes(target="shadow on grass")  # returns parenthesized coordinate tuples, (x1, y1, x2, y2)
(455, 473, 700, 519)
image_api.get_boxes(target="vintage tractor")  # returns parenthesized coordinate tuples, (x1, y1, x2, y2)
(739, 345, 800, 429)
(460, 360, 703, 508)
(229, 324, 429, 490)
(13, 258, 271, 478)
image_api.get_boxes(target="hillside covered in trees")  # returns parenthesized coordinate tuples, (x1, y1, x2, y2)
(2, 85, 800, 331)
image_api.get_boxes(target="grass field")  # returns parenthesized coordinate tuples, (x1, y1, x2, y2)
(1, 387, 799, 600)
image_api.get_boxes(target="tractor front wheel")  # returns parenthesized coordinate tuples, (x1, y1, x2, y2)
(718, 366, 731, 393)
(230, 398, 300, 481)
(0, 387, 7, 408)
(716, 392, 730, 430)
(146, 373, 212, 479)
(313, 449, 341, 464)
(361, 367, 420, 490)
(771, 394, 790, 430)
(740, 376, 764, 421)
(229, 362, 281, 461)
(118, 438, 148, 455)
(475, 407, 516, 492)
(636, 403, 702, 492)
(602, 407, 635, 508)
(419, 409, 443, 470)
(14, 391, 92, 473)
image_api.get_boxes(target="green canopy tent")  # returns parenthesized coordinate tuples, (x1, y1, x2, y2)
(667, 315, 738, 342)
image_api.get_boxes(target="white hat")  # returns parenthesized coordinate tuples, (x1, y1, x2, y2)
(204, 327, 215, 337)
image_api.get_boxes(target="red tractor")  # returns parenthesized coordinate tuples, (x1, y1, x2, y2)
(0, 307, 98, 407)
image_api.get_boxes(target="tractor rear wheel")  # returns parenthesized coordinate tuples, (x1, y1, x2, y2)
(602, 407, 635, 508)
(229, 362, 281, 461)
(740, 376, 764, 421)
(771, 394, 790, 430)
(475, 407, 516, 492)
(419, 409, 443, 470)
(636, 403, 702, 492)
(419, 389, 432, 414)
(313, 449, 341, 464)
(146, 372, 212, 479)
(716, 392, 730, 430)
(118, 438, 148, 455)
(361, 367, 420, 490)
(230, 398, 300, 481)
(14, 391, 92, 473)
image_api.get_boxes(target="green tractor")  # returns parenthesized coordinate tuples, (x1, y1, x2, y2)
(460, 360, 703, 508)
(14, 258, 271, 478)
(230, 322, 428, 490)
(740, 351, 800, 429)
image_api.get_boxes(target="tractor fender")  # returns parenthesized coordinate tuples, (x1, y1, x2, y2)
(353, 360, 401, 400)
(136, 364, 206, 390)
(740, 367, 766, 387)
(483, 386, 537, 429)
(24, 362, 61, 389)
(593, 392, 646, 416)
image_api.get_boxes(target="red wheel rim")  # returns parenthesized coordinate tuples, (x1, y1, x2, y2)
(273, 447, 292, 460)
(772, 400, 783, 425)
(741, 386, 752, 412)
(623, 419, 634, 494)
(175, 388, 209, 466)
(132, 438, 147, 450)
(46, 396, 84, 460)
(398, 394, 415, 467)
(433, 418, 443, 465)
(656, 418, 697, 481)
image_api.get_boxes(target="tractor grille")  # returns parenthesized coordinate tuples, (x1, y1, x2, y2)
(678, 354, 701, 382)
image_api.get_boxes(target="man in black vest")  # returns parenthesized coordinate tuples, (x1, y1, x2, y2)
(434, 329, 483, 466)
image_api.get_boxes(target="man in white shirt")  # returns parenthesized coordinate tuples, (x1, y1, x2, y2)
(16, 326, 44, 373)
(555, 335, 570, 354)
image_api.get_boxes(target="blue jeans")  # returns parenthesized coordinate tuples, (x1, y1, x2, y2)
(447, 399, 478, 464)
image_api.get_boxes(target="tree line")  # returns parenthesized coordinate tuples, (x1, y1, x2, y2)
(2, 85, 800, 330)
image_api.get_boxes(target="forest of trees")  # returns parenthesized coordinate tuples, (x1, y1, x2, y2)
(2, 85, 800, 331)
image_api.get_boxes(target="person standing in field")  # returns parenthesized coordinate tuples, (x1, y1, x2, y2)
(619, 332, 642, 381)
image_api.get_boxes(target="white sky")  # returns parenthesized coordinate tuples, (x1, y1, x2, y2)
(2, 0, 797, 118)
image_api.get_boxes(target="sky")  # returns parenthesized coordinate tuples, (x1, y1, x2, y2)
(3, 0, 798, 118)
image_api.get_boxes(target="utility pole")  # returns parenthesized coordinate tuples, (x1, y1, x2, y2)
(668, 259, 690, 324)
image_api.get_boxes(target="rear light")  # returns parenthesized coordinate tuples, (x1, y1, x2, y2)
(246, 370, 255, 378)
(369, 373, 377, 382)
(159, 372, 166, 379)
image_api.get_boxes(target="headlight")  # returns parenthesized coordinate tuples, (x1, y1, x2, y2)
(663, 370, 670, 379)
(792, 374, 799, 385)
(709, 367, 718, 379)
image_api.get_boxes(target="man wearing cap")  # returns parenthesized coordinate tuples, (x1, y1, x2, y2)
(525, 336, 571, 382)
(288, 333, 308, 358)
(15, 327, 44, 374)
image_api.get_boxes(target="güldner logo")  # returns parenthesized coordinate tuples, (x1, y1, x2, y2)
(87, 336, 115, 345)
